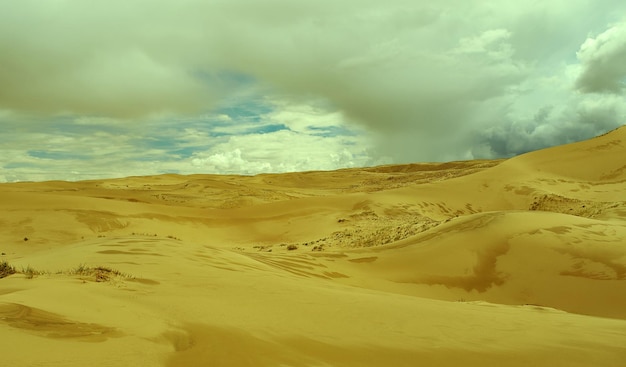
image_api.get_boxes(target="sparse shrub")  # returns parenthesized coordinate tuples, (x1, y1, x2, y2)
(286, 244, 298, 251)
(0, 260, 16, 278)
(70, 264, 128, 282)
(93, 267, 115, 282)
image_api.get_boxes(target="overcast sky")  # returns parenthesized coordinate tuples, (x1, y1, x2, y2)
(1, 1, 626, 182)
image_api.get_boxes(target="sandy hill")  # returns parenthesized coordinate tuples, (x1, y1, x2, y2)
(1, 126, 625, 366)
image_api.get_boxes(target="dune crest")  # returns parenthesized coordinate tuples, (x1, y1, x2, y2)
(1, 126, 626, 366)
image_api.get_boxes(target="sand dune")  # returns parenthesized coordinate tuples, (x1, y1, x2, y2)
(1, 126, 626, 366)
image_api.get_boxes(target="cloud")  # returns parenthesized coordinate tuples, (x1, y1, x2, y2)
(186, 101, 382, 175)
(0, 1, 223, 117)
(575, 21, 626, 94)
(191, 148, 268, 174)
(1, 1, 626, 180)
(190, 1, 625, 162)
(478, 95, 626, 157)
(0, 98, 379, 181)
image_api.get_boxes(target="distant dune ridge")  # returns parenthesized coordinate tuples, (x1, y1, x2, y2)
(1, 126, 626, 366)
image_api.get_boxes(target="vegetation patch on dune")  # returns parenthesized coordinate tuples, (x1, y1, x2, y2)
(70, 264, 131, 282)
(0, 261, 130, 282)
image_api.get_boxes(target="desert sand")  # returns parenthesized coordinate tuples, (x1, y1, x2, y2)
(1, 126, 626, 366)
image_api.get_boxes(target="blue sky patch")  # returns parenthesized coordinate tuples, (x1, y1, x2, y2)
(307, 125, 356, 137)
(28, 150, 88, 160)
(245, 124, 289, 134)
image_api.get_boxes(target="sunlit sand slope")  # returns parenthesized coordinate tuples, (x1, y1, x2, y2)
(1, 126, 625, 366)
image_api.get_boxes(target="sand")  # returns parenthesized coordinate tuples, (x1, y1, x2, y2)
(1, 126, 625, 366)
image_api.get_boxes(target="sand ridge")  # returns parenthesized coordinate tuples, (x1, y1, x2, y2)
(1, 126, 626, 366)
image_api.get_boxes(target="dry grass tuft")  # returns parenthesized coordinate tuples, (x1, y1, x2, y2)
(21, 265, 44, 279)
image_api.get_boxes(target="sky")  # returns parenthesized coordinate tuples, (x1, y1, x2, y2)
(1, 1, 626, 182)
